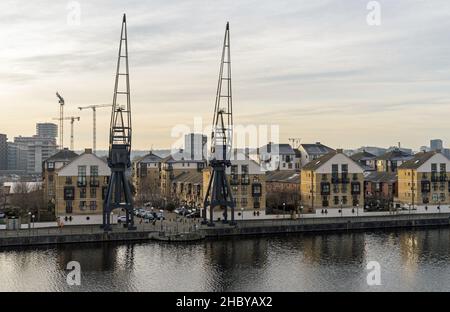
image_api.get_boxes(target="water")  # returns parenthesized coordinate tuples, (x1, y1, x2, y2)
(1, 228, 450, 291)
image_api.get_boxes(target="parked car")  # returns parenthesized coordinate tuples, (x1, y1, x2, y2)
(144, 212, 155, 220)
(117, 215, 127, 223)
(0, 212, 5, 219)
(156, 212, 165, 220)
(186, 211, 200, 218)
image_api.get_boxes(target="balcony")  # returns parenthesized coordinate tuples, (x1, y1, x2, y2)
(89, 179, 100, 187)
(77, 179, 87, 187)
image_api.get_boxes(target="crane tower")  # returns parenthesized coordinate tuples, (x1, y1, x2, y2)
(203, 22, 235, 226)
(102, 14, 135, 231)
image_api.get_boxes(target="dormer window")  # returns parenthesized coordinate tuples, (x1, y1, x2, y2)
(47, 162, 54, 169)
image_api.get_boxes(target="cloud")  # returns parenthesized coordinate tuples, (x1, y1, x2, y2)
(1, 0, 450, 150)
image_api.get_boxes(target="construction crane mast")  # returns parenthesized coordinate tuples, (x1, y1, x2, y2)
(203, 22, 235, 226)
(78, 104, 112, 154)
(56, 92, 65, 150)
(102, 14, 134, 231)
(52, 117, 81, 151)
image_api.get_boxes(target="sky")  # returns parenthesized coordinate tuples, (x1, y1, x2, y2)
(1, 0, 450, 151)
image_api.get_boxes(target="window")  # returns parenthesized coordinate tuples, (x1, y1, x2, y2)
(342, 196, 348, 205)
(322, 174, 328, 181)
(351, 182, 361, 195)
(332, 164, 339, 182)
(333, 184, 339, 193)
(241, 165, 249, 174)
(80, 188, 86, 199)
(241, 185, 248, 194)
(90, 165, 99, 186)
(64, 187, 75, 200)
(65, 177, 72, 185)
(90, 188, 97, 198)
(78, 166, 87, 186)
(90, 201, 97, 211)
(79, 201, 87, 211)
(47, 162, 55, 169)
(422, 181, 431, 193)
(352, 173, 358, 181)
(440, 164, 446, 172)
(241, 198, 248, 207)
(252, 183, 262, 197)
(440, 193, 445, 202)
(334, 196, 339, 205)
(432, 193, 438, 202)
(321, 182, 330, 195)
(65, 201, 73, 214)
(253, 197, 260, 209)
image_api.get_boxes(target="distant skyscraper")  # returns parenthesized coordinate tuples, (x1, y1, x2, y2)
(36, 123, 58, 138)
(0, 134, 7, 170)
(14, 135, 57, 174)
(430, 139, 443, 151)
(184, 133, 207, 161)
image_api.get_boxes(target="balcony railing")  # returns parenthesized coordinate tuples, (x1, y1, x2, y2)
(77, 179, 87, 187)
(90, 179, 100, 187)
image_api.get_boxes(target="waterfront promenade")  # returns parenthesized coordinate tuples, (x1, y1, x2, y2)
(0, 209, 449, 247)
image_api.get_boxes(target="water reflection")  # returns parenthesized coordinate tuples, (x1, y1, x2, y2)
(1, 228, 450, 291)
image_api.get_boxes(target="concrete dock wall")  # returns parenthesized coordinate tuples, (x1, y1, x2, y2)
(0, 213, 449, 247)
(202, 213, 450, 237)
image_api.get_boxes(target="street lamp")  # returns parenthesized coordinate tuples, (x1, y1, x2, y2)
(241, 208, 244, 221)
(283, 203, 286, 219)
(356, 203, 359, 216)
(300, 205, 303, 218)
(340, 200, 343, 217)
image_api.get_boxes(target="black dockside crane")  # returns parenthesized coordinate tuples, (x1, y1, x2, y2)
(202, 22, 235, 226)
(102, 14, 135, 231)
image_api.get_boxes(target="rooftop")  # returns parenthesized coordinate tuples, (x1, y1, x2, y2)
(266, 170, 299, 184)
(377, 149, 412, 161)
(398, 151, 438, 170)
(172, 171, 203, 185)
(301, 151, 339, 171)
(351, 150, 377, 162)
(301, 143, 335, 155)
(364, 171, 397, 183)
(43, 148, 78, 163)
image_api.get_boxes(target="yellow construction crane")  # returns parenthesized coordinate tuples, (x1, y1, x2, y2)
(77, 104, 112, 154)
(52, 116, 81, 151)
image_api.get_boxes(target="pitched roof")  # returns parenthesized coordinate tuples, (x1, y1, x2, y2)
(377, 149, 412, 161)
(44, 149, 78, 163)
(398, 151, 438, 170)
(266, 170, 299, 184)
(364, 171, 397, 183)
(161, 151, 204, 164)
(172, 171, 203, 184)
(259, 143, 295, 155)
(301, 151, 339, 171)
(135, 151, 162, 164)
(351, 150, 376, 162)
(301, 143, 335, 155)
